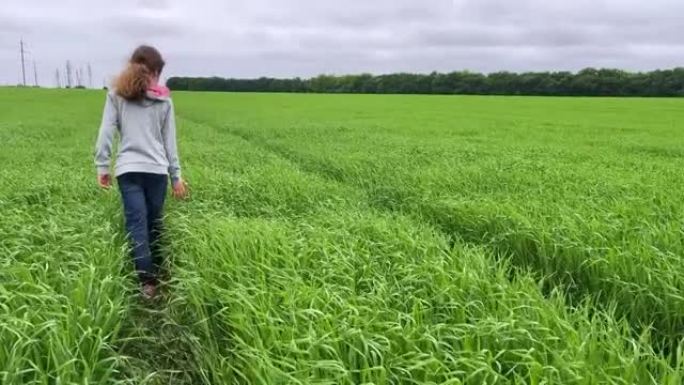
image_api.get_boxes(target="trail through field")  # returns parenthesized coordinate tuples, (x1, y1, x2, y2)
(116, 297, 199, 384)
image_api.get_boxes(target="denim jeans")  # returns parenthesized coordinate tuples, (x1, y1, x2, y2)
(117, 172, 168, 284)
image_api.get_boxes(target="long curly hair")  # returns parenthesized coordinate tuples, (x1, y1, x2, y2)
(114, 45, 165, 100)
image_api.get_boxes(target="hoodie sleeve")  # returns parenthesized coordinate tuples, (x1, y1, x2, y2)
(162, 99, 182, 181)
(94, 92, 119, 175)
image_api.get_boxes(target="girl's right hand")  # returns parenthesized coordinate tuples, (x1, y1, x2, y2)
(172, 178, 188, 199)
(98, 174, 112, 189)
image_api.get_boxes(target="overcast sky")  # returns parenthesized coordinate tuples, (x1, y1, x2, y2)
(1, 0, 683, 87)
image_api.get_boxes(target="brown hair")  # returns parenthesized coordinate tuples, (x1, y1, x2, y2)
(114, 45, 165, 100)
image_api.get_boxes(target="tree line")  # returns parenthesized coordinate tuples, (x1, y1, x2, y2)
(167, 68, 684, 97)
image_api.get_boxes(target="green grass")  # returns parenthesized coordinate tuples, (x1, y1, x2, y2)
(1, 88, 683, 384)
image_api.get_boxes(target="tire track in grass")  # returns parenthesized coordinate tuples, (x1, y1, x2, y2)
(193, 118, 684, 359)
(115, 298, 206, 384)
(110, 250, 213, 382)
(85, 190, 203, 385)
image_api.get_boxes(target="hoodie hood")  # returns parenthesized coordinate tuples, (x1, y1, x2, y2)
(146, 84, 171, 101)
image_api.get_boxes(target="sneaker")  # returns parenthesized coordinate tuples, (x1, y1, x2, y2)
(141, 283, 157, 299)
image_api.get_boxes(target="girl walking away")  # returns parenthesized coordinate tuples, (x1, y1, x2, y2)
(95, 45, 187, 299)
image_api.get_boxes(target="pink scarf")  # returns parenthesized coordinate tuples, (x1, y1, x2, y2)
(148, 83, 170, 98)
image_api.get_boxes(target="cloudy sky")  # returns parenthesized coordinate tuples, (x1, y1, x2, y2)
(1, 0, 683, 87)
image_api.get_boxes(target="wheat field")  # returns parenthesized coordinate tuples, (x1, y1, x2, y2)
(1, 88, 683, 384)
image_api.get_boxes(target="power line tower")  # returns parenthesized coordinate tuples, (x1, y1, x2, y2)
(55, 68, 61, 88)
(33, 61, 38, 87)
(19, 38, 27, 86)
(87, 63, 93, 88)
(66, 60, 73, 88)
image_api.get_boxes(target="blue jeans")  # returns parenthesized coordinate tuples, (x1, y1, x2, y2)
(117, 172, 168, 284)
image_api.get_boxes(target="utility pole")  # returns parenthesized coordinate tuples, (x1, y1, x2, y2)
(33, 61, 38, 87)
(87, 63, 93, 88)
(76, 67, 83, 87)
(20, 38, 27, 86)
(66, 60, 72, 88)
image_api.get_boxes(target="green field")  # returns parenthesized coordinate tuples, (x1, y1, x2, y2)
(2, 88, 684, 384)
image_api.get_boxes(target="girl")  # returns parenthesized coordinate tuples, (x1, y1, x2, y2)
(95, 45, 187, 299)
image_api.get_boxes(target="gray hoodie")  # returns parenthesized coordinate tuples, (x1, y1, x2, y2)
(94, 91, 181, 181)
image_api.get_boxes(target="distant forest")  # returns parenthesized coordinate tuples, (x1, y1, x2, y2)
(167, 68, 684, 97)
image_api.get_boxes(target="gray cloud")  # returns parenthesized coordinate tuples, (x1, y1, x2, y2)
(0, 15, 25, 33)
(107, 14, 185, 38)
(136, 0, 171, 11)
(1, 0, 683, 86)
